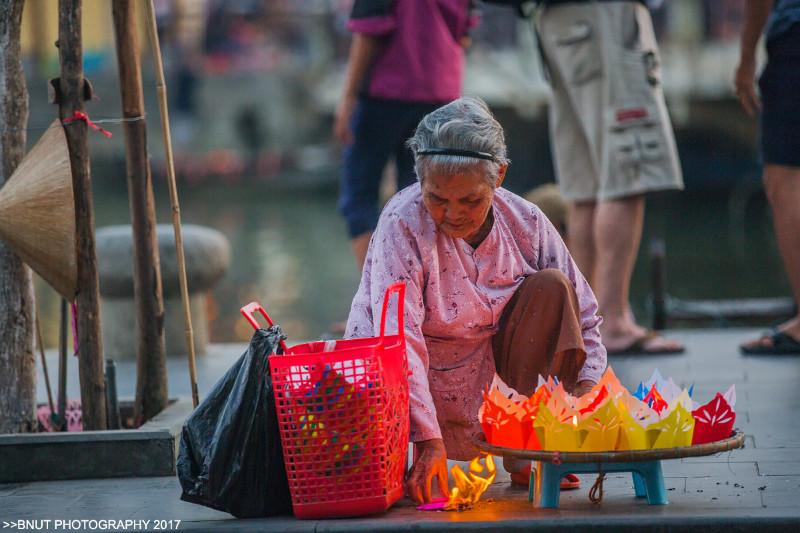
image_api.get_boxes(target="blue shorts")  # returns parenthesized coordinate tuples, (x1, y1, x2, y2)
(759, 23, 800, 167)
(339, 97, 442, 238)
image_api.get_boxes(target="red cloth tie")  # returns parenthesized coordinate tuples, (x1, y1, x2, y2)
(63, 110, 113, 138)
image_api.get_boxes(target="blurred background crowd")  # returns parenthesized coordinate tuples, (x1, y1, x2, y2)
(18, 0, 788, 346)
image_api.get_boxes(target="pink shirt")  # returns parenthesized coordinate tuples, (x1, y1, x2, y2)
(348, 0, 477, 103)
(345, 184, 606, 459)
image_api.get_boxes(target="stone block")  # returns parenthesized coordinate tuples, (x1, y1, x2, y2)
(96, 224, 230, 358)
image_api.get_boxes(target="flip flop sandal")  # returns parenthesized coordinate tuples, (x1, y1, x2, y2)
(510, 466, 581, 490)
(606, 330, 685, 356)
(740, 328, 800, 355)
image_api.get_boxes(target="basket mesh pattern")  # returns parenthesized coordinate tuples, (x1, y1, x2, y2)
(271, 345, 409, 507)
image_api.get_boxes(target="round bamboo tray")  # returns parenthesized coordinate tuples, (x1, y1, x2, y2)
(473, 429, 745, 463)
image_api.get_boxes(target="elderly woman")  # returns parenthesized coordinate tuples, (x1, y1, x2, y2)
(345, 97, 607, 503)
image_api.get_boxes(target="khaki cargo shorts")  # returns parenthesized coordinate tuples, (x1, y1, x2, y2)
(537, 1, 684, 202)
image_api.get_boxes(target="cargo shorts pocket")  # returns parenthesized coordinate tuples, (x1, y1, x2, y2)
(608, 105, 667, 176)
(554, 20, 602, 85)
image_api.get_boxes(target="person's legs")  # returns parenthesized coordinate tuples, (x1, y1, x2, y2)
(741, 164, 800, 350)
(592, 195, 683, 352)
(594, 194, 644, 342)
(339, 98, 410, 270)
(492, 269, 586, 485)
(566, 201, 597, 287)
(764, 165, 800, 334)
(493, 269, 587, 395)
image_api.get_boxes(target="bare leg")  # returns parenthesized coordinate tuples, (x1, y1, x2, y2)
(593, 195, 682, 352)
(351, 232, 372, 272)
(567, 201, 597, 287)
(742, 164, 800, 349)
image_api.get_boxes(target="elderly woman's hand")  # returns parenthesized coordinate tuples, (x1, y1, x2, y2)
(572, 379, 596, 398)
(406, 438, 449, 504)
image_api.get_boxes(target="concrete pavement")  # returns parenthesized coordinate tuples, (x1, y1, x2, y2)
(3, 328, 799, 532)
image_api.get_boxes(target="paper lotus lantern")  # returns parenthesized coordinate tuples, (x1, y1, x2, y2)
(668, 388, 695, 413)
(723, 384, 736, 408)
(524, 383, 551, 414)
(576, 398, 622, 451)
(595, 367, 627, 399)
(647, 404, 695, 449)
(692, 393, 735, 445)
(633, 382, 649, 401)
(618, 393, 659, 427)
(545, 383, 578, 423)
(643, 386, 669, 414)
(480, 388, 529, 449)
(534, 403, 580, 452)
(578, 385, 609, 415)
(616, 401, 648, 450)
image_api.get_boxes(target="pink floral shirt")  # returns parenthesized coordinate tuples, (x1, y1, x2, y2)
(345, 183, 606, 459)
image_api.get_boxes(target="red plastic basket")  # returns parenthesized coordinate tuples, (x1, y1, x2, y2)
(240, 283, 409, 519)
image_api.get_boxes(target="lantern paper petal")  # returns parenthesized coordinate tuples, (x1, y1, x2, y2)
(536, 374, 547, 390)
(618, 393, 660, 427)
(489, 374, 527, 403)
(595, 367, 627, 399)
(534, 403, 580, 452)
(644, 369, 666, 391)
(691, 392, 735, 445)
(578, 385, 609, 415)
(668, 388, 694, 414)
(643, 386, 669, 414)
(723, 385, 737, 409)
(616, 401, 648, 450)
(660, 378, 684, 404)
(577, 398, 621, 451)
(633, 382, 649, 401)
(545, 384, 578, 423)
(646, 404, 695, 449)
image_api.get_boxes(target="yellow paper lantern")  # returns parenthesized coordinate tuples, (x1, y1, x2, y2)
(577, 399, 622, 452)
(646, 403, 695, 449)
(534, 403, 580, 452)
(616, 401, 648, 450)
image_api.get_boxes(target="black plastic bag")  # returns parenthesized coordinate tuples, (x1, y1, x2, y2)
(177, 326, 293, 518)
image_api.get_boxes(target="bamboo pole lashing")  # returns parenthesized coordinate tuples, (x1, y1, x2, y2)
(142, 0, 199, 407)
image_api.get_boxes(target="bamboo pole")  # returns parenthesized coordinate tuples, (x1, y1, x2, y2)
(34, 308, 55, 415)
(142, 0, 199, 407)
(57, 297, 67, 431)
(58, 0, 106, 429)
(111, 0, 168, 424)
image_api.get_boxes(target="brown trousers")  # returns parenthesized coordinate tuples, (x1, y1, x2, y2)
(492, 269, 587, 394)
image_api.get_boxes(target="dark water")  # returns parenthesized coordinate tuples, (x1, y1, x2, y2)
(34, 177, 789, 348)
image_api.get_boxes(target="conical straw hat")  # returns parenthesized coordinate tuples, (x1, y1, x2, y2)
(0, 120, 77, 300)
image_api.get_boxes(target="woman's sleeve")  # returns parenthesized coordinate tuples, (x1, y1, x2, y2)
(534, 212, 607, 384)
(348, 0, 397, 36)
(345, 217, 442, 442)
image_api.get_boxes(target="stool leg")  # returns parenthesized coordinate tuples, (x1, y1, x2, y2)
(532, 461, 562, 508)
(632, 471, 647, 498)
(639, 461, 668, 505)
(528, 465, 535, 503)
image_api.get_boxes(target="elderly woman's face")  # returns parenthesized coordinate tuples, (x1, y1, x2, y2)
(421, 169, 500, 241)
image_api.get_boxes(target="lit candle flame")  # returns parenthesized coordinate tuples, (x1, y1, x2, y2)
(572, 414, 578, 427)
(445, 454, 496, 511)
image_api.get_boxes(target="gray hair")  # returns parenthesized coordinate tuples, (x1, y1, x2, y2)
(407, 96, 508, 187)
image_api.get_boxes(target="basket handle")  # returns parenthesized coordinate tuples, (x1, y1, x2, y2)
(239, 301, 288, 353)
(378, 282, 405, 342)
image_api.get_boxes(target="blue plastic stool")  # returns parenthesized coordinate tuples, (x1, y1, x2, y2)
(528, 459, 668, 508)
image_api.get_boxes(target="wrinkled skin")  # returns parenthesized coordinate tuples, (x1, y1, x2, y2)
(406, 438, 449, 504)
(420, 164, 507, 246)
